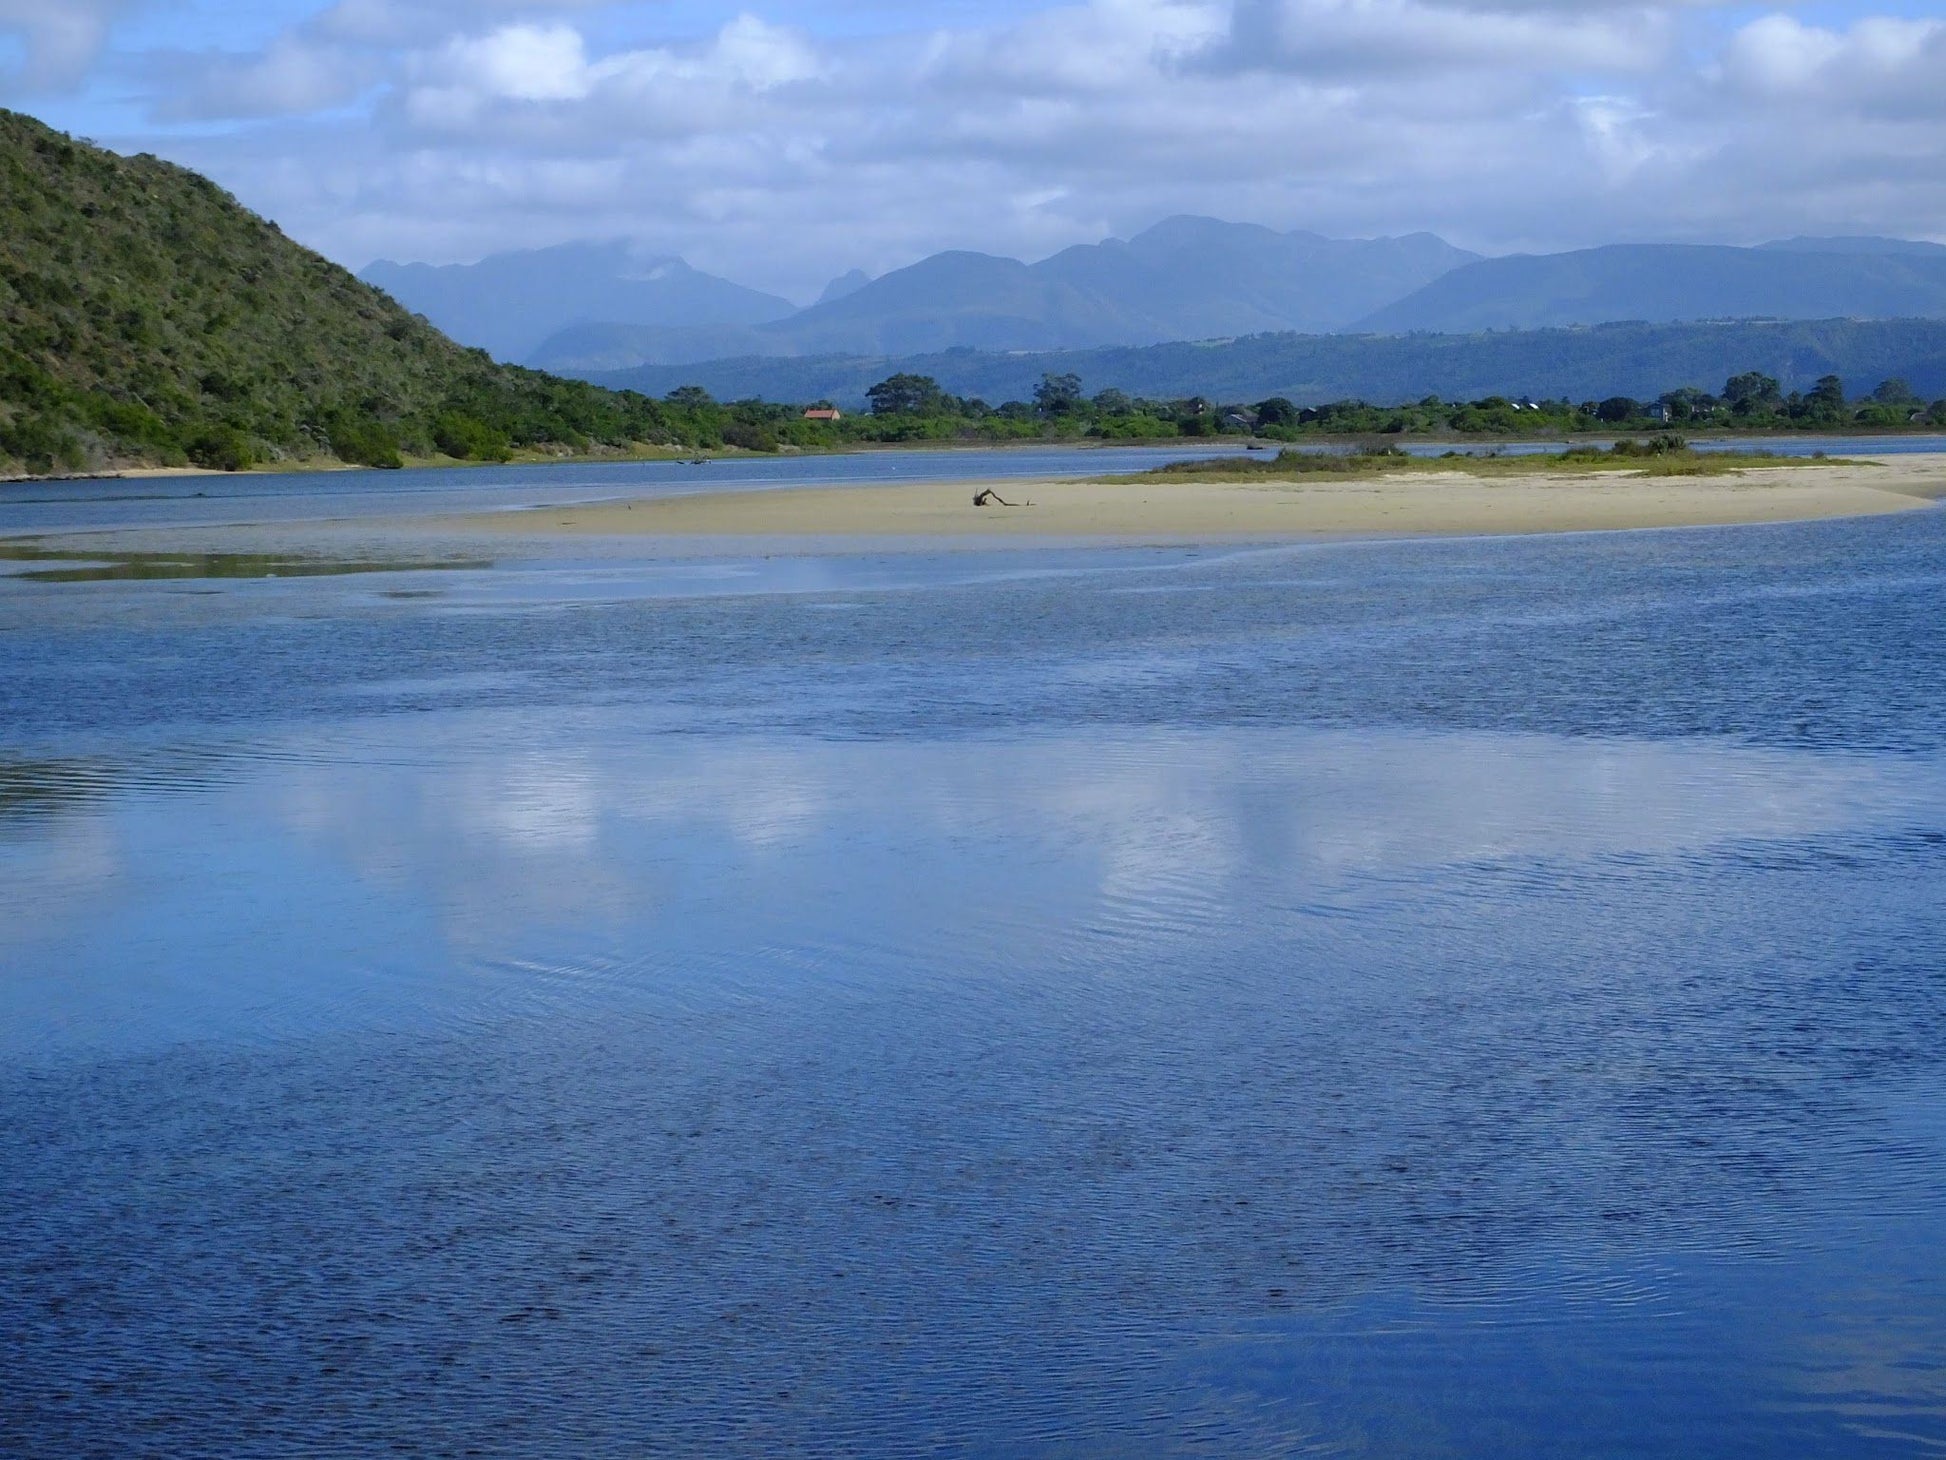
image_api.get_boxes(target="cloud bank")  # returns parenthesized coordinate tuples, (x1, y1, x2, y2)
(7, 0, 1945, 297)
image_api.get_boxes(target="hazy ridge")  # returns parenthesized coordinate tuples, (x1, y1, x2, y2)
(367, 222, 1946, 376)
(368, 219, 1482, 369)
(1359, 244, 1946, 333)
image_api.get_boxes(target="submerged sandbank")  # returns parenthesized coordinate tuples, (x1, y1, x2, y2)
(428, 454, 1943, 543)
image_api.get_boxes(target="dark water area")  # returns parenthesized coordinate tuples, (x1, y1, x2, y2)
(0, 540, 491, 584)
(3, 500, 1945, 1455)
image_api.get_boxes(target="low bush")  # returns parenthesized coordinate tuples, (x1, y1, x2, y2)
(325, 413, 404, 470)
(186, 425, 257, 471)
(432, 412, 513, 462)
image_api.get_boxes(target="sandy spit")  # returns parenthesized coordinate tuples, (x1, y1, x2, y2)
(425, 455, 1943, 544)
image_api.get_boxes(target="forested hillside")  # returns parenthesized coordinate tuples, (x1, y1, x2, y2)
(0, 110, 703, 476)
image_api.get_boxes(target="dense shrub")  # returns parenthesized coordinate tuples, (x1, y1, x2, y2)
(720, 420, 780, 452)
(325, 414, 404, 470)
(432, 412, 513, 461)
(185, 425, 257, 471)
(0, 410, 85, 473)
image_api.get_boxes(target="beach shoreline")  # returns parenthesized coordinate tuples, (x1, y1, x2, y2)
(419, 454, 1944, 545)
(13, 433, 1946, 492)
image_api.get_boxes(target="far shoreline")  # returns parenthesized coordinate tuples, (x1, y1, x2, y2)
(11, 428, 1946, 491)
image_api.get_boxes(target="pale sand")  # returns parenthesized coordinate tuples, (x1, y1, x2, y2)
(429, 455, 1944, 543)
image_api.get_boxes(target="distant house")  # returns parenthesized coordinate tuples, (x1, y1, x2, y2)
(1647, 402, 1675, 424)
(802, 407, 842, 421)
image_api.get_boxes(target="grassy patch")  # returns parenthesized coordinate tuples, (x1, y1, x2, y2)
(1106, 436, 1844, 483)
(1118, 444, 1419, 480)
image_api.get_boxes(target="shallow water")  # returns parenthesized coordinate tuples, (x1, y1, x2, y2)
(0, 444, 1257, 535)
(3, 498, 1945, 1456)
(5, 435, 1940, 537)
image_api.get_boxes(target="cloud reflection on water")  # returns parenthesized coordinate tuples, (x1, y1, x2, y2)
(4, 712, 1945, 1455)
(4, 715, 1942, 1056)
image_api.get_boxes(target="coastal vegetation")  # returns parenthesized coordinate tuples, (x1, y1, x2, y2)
(0, 110, 725, 477)
(716, 370, 1943, 451)
(1113, 436, 1840, 482)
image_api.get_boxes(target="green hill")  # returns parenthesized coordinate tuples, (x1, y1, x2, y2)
(0, 110, 700, 477)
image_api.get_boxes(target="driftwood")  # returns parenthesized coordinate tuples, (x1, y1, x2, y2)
(973, 487, 1030, 508)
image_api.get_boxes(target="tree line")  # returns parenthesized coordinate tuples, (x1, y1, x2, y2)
(9, 363, 1942, 477)
(644, 369, 1946, 455)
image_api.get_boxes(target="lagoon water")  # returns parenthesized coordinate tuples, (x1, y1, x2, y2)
(3, 466, 1945, 1455)
(7, 435, 1943, 536)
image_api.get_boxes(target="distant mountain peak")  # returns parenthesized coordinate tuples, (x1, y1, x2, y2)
(817, 268, 873, 305)
(359, 243, 793, 362)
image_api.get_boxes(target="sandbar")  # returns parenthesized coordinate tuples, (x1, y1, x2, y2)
(428, 454, 1943, 543)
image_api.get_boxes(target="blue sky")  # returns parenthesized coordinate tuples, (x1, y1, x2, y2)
(4, 1, 1943, 299)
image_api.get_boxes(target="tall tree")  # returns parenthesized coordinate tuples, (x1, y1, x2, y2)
(867, 373, 944, 416)
(1033, 373, 1084, 417)
(1723, 372, 1781, 409)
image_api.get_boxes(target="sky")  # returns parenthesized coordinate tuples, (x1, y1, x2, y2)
(3, 0, 1944, 301)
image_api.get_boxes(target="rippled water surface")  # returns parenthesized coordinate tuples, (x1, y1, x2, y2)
(3, 497, 1945, 1456)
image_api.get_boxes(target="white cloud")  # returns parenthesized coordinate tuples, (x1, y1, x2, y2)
(0, 0, 133, 92)
(394, 15, 819, 135)
(444, 23, 591, 101)
(73, 1, 1946, 296)
(690, 12, 823, 90)
(156, 36, 378, 121)
(1719, 14, 1946, 117)
(403, 22, 592, 125)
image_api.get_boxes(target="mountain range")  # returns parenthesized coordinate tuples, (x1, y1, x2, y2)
(526, 220, 1479, 369)
(361, 219, 1477, 368)
(362, 222, 1946, 374)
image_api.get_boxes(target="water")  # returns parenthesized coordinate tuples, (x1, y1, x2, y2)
(0, 444, 1258, 536)
(6, 436, 1941, 536)
(3, 486, 1945, 1456)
